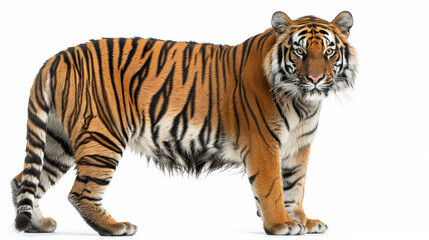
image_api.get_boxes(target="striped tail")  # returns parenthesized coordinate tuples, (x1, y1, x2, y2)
(15, 59, 52, 231)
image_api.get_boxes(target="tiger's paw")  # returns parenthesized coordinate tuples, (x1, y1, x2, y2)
(264, 221, 307, 235)
(306, 219, 328, 234)
(98, 222, 137, 236)
(25, 217, 57, 233)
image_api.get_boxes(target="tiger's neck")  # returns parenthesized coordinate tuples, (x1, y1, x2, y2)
(217, 29, 284, 143)
(223, 28, 277, 94)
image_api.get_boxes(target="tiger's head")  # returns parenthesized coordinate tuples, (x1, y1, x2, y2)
(265, 11, 358, 102)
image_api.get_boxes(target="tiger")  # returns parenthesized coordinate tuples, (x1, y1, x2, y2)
(11, 11, 357, 236)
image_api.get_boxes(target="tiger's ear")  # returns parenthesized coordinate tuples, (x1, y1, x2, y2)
(332, 11, 353, 37)
(271, 11, 292, 36)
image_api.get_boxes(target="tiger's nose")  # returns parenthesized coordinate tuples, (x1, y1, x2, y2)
(307, 74, 324, 84)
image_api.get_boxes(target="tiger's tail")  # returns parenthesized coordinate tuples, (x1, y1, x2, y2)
(14, 58, 54, 231)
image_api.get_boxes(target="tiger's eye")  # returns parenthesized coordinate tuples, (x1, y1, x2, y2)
(326, 49, 333, 55)
(296, 49, 304, 55)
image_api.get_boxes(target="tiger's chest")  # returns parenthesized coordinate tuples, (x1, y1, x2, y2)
(278, 101, 321, 160)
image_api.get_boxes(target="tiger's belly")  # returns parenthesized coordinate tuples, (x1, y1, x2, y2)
(128, 117, 242, 174)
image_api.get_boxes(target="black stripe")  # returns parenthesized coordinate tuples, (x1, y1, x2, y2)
(156, 40, 176, 76)
(213, 48, 224, 149)
(20, 179, 37, 189)
(27, 109, 46, 130)
(34, 71, 49, 113)
(120, 38, 140, 79)
(37, 183, 46, 193)
(78, 131, 122, 154)
(117, 38, 126, 69)
(78, 155, 118, 169)
(42, 165, 59, 178)
(201, 50, 214, 147)
(82, 189, 92, 194)
(275, 101, 290, 131)
(67, 60, 82, 131)
(256, 30, 273, 50)
(241, 92, 269, 146)
(26, 130, 45, 151)
(244, 35, 257, 64)
(77, 161, 116, 169)
(47, 129, 74, 156)
(306, 106, 320, 120)
(49, 55, 61, 109)
(238, 71, 251, 129)
(70, 192, 102, 202)
(200, 44, 207, 84)
(277, 46, 284, 67)
(149, 63, 175, 126)
(248, 171, 259, 185)
(65, 47, 80, 78)
(76, 176, 110, 186)
(23, 167, 41, 178)
(17, 198, 33, 208)
(198, 118, 209, 147)
(255, 97, 280, 144)
(13, 178, 20, 188)
(298, 30, 308, 36)
(292, 99, 304, 120)
(60, 52, 72, 122)
(182, 42, 196, 84)
(242, 149, 250, 166)
(19, 187, 35, 195)
(298, 123, 318, 139)
(171, 75, 196, 141)
(25, 148, 42, 164)
(221, 47, 228, 91)
(265, 177, 280, 198)
(131, 52, 153, 106)
(232, 90, 241, 145)
(47, 176, 56, 186)
(239, 39, 249, 78)
(283, 175, 304, 191)
(282, 166, 299, 179)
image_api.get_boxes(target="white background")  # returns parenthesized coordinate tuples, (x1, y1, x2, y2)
(1, 0, 428, 239)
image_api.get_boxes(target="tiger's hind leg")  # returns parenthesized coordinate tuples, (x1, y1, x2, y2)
(68, 129, 137, 236)
(11, 112, 74, 233)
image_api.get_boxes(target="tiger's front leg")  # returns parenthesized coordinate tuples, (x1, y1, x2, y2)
(246, 143, 307, 235)
(281, 145, 328, 234)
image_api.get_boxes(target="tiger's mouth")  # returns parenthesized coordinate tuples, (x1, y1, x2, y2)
(298, 78, 334, 101)
(272, 75, 345, 102)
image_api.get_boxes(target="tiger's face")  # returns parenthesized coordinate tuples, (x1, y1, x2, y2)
(265, 11, 358, 102)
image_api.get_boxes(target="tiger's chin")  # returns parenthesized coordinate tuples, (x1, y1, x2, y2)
(299, 78, 352, 103)
(301, 90, 328, 102)
(300, 85, 348, 103)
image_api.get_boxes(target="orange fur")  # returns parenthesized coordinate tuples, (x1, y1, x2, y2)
(12, 11, 356, 236)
